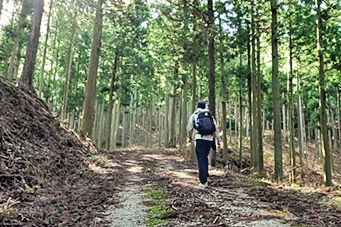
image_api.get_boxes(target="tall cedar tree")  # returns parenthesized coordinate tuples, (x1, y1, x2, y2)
(208, 0, 216, 166)
(106, 52, 120, 150)
(81, 0, 104, 136)
(39, 0, 53, 97)
(8, 0, 29, 79)
(271, 0, 283, 181)
(316, 0, 332, 186)
(19, 0, 44, 91)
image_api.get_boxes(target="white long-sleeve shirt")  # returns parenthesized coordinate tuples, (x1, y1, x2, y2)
(187, 108, 221, 141)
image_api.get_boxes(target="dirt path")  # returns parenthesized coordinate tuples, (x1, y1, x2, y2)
(105, 149, 341, 227)
(104, 151, 149, 227)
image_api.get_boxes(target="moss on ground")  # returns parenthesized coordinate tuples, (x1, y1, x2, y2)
(144, 190, 168, 227)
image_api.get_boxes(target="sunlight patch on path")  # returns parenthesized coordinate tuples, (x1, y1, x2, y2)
(105, 161, 147, 227)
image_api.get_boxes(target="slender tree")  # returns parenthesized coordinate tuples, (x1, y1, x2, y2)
(271, 0, 283, 181)
(208, 0, 216, 166)
(168, 60, 179, 148)
(39, 0, 53, 98)
(81, 0, 104, 136)
(106, 52, 120, 149)
(287, 18, 296, 179)
(316, 0, 332, 186)
(8, 0, 29, 79)
(19, 0, 44, 91)
(61, 10, 78, 121)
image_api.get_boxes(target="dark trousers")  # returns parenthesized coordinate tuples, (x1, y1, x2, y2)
(195, 139, 214, 184)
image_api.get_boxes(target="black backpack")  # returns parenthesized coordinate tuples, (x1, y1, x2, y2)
(194, 110, 216, 136)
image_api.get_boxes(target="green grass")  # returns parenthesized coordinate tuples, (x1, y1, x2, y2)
(146, 218, 166, 227)
(144, 190, 168, 227)
(89, 155, 104, 165)
(333, 197, 341, 211)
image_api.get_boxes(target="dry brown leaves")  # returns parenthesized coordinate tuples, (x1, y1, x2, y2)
(0, 79, 124, 226)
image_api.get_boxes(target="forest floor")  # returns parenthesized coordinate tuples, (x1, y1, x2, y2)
(1, 77, 341, 227)
(104, 148, 341, 227)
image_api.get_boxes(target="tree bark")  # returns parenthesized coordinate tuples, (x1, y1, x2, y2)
(19, 0, 44, 91)
(331, 109, 337, 151)
(208, 0, 215, 118)
(8, 0, 29, 79)
(39, 0, 53, 98)
(298, 72, 305, 166)
(337, 92, 340, 148)
(271, 0, 283, 181)
(316, 0, 332, 186)
(221, 47, 228, 165)
(247, 37, 252, 163)
(282, 93, 286, 142)
(61, 12, 77, 121)
(181, 77, 188, 153)
(287, 21, 296, 177)
(13, 41, 23, 80)
(239, 89, 243, 169)
(256, 26, 263, 175)
(81, 0, 103, 136)
(208, 0, 217, 166)
(251, 0, 258, 173)
(165, 93, 170, 146)
(191, 61, 197, 158)
(106, 52, 120, 149)
(0, 0, 3, 20)
(113, 93, 121, 151)
(169, 61, 179, 148)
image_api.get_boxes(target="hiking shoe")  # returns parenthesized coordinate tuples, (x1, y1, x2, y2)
(199, 182, 208, 188)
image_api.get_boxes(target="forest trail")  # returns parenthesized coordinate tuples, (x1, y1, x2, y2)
(104, 149, 340, 227)
(104, 151, 148, 227)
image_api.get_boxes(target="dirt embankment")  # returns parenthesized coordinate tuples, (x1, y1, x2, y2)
(0, 78, 124, 226)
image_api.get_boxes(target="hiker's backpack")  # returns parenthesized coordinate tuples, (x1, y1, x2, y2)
(194, 110, 216, 136)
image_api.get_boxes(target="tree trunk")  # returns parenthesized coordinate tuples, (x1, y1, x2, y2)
(129, 88, 137, 147)
(282, 93, 286, 142)
(208, 0, 216, 119)
(49, 20, 59, 107)
(246, 107, 249, 139)
(13, 41, 23, 80)
(97, 103, 104, 148)
(220, 46, 228, 165)
(61, 13, 77, 121)
(287, 21, 296, 176)
(179, 89, 183, 150)
(165, 94, 170, 146)
(337, 92, 340, 148)
(0, 0, 3, 20)
(247, 37, 252, 163)
(169, 61, 179, 148)
(181, 77, 188, 153)
(239, 89, 243, 169)
(8, 0, 29, 79)
(38, 0, 53, 98)
(251, 0, 258, 173)
(81, 0, 104, 136)
(257, 27, 263, 175)
(271, 0, 283, 181)
(298, 72, 305, 166)
(113, 93, 121, 151)
(316, 0, 332, 186)
(229, 97, 232, 142)
(19, 0, 44, 91)
(208, 0, 217, 165)
(122, 107, 127, 147)
(106, 53, 120, 149)
(331, 110, 337, 151)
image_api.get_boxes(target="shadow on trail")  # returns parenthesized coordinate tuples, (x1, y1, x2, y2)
(134, 149, 341, 227)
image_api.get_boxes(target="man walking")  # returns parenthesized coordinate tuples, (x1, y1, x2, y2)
(187, 100, 221, 188)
